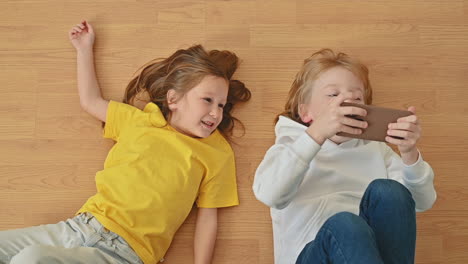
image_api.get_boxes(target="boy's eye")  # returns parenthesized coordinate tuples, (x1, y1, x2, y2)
(203, 98, 212, 103)
(218, 103, 225, 108)
(328, 94, 338, 97)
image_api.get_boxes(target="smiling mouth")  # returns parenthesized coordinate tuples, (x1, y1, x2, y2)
(201, 120, 214, 129)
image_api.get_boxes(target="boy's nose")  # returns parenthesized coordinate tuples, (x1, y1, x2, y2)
(343, 92, 359, 103)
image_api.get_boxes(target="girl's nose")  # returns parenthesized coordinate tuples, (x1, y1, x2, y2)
(210, 107, 221, 118)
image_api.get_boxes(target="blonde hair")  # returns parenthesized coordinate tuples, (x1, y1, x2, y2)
(277, 48, 373, 125)
(123, 45, 251, 140)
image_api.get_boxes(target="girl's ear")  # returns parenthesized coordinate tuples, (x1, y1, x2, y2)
(299, 103, 313, 124)
(167, 89, 178, 111)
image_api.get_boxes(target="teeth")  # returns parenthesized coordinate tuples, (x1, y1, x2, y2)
(202, 121, 213, 126)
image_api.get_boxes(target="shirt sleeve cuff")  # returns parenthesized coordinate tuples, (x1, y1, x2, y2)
(402, 150, 430, 183)
(289, 132, 322, 164)
(403, 149, 423, 168)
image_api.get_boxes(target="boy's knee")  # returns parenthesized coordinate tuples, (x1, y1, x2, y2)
(368, 179, 413, 204)
(324, 212, 370, 234)
(10, 245, 54, 264)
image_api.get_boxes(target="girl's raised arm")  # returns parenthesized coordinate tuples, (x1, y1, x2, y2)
(69, 20, 109, 122)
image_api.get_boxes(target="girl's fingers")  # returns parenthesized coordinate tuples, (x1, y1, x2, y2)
(83, 21, 93, 33)
(71, 27, 82, 33)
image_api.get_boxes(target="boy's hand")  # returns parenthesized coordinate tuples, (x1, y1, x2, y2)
(386, 106, 421, 155)
(68, 20, 95, 52)
(306, 94, 368, 145)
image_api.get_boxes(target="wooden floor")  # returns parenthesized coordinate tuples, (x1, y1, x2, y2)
(1, 0, 467, 263)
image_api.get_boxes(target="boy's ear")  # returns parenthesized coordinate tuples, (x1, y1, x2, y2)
(167, 89, 178, 110)
(299, 103, 313, 124)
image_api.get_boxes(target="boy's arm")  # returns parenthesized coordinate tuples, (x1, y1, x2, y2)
(253, 132, 321, 210)
(382, 145, 436, 211)
(194, 208, 218, 264)
(385, 106, 436, 211)
(69, 21, 109, 122)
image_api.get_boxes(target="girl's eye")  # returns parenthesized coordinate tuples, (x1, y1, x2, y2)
(203, 98, 212, 103)
(218, 104, 225, 108)
(328, 94, 338, 97)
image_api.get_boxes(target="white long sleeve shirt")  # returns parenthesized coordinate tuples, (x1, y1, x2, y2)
(253, 116, 437, 264)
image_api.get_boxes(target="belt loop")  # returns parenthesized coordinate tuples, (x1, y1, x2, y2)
(83, 212, 93, 224)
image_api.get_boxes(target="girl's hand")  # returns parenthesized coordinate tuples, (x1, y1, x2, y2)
(68, 20, 95, 52)
(306, 94, 368, 145)
(386, 106, 421, 154)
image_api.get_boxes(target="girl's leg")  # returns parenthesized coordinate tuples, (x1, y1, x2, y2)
(10, 245, 124, 264)
(0, 216, 83, 263)
(0, 213, 141, 264)
(359, 179, 416, 264)
(296, 212, 384, 264)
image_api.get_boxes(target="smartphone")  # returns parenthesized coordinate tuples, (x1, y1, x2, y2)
(337, 102, 413, 142)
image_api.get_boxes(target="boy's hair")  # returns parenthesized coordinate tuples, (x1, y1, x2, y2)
(277, 48, 373, 125)
(123, 45, 251, 140)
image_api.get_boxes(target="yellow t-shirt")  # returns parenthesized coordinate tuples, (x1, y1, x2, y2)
(78, 101, 239, 264)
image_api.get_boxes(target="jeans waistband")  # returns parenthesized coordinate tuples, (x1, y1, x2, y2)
(79, 212, 130, 244)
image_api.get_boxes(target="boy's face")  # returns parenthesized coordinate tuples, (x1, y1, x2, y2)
(301, 66, 366, 144)
(167, 75, 228, 138)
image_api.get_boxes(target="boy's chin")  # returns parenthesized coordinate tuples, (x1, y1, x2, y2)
(330, 134, 353, 144)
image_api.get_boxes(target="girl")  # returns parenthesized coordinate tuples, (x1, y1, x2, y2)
(0, 20, 251, 264)
(253, 49, 436, 264)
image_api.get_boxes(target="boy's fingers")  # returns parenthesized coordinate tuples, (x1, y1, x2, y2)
(342, 116, 368, 129)
(385, 136, 400, 145)
(340, 105, 367, 118)
(388, 122, 418, 132)
(340, 124, 363, 135)
(387, 129, 412, 139)
(332, 94, 346, 106)
(397, 115, 419, 124)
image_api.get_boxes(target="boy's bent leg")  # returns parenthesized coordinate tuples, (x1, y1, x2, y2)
(10, 245, 124, 264)
(296, 212, 384, 264)
(359, 179, 416, 264)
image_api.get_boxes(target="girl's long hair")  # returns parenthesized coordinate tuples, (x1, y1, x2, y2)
(277, 48, 373, 125)
(122, 45, 251, 140)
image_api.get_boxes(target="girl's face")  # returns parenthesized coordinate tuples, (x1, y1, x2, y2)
(301, 66, 366, 144)
(167, 75, 228, 138)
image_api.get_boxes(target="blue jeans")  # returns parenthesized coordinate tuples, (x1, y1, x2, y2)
(296, 179, 416, 264)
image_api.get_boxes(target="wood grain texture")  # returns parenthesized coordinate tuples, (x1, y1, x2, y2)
(1, 0, 467, 263)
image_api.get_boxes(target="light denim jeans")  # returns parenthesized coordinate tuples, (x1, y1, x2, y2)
(0, 213, 143, 264)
